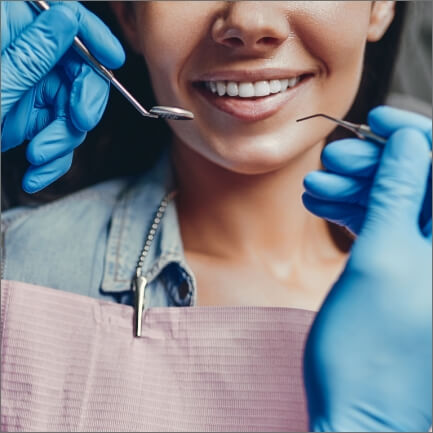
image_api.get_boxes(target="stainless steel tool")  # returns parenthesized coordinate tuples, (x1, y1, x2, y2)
(296, 113, 387, 145)
(30, 1, 194, 121)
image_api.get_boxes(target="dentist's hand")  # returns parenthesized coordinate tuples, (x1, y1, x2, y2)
(303, 114, 432, 431)
(1, 1, 125, 193)
(303, 106, 432, 236)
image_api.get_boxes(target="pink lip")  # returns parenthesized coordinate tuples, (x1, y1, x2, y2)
(193, 75, 314, 122)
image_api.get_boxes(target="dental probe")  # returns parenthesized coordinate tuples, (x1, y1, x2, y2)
(296, 114, 387, 145)
(30, 1, 194, 121)
(297, 113, 432, 157)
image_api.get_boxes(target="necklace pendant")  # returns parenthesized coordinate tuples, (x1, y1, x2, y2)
(132, 191, 176, 336)
(133, 275, 147, 337)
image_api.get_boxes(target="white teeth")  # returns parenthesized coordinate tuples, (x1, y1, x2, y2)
(205, 76, 301, 97)
(280, 78, 289, 91)
(238, 82, 255, 98)
(287, 77, 299, 88)
(226, 81, 239, 97)
(269, 80, 282, 94)
(254, 81, 271, 97)
(216, 81, 226, 96)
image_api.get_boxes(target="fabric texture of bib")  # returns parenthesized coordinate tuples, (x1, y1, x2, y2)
(1, 280, 315, 432)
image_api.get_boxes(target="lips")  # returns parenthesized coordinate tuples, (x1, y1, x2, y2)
(193, 68, 315, 83)
(192, 72, 315, 122)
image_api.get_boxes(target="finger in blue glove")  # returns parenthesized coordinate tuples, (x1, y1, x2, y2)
(368, 106, 432, 140)
(1, 4, 78, 124)
(23, 151, 75, 194)
(304, 125, 432, 432)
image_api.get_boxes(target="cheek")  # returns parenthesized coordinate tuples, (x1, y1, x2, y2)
(136, 2, 214, 95)
(293, 2, 373, 118)
(293, 2, 372, 68)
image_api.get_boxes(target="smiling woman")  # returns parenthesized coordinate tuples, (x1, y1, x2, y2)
(111, 2, 399, 174)
(1, 2, 431, 432)
(1, 1, 406, 208)
(89, 0, 406, 310)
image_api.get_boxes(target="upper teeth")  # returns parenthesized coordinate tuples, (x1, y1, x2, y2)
(205, 77, 300, 97)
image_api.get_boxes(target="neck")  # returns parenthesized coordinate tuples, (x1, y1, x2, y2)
(173, 140, 341, 267)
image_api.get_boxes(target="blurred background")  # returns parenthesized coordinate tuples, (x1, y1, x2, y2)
(389, 1, 432, 116)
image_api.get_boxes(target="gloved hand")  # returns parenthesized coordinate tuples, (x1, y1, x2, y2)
(1, 1, 125, 193)
(303, 106, 432, 236)
(303, 108, 432, 431)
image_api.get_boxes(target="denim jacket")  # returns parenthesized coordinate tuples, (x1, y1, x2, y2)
(1, 151, 196, 308)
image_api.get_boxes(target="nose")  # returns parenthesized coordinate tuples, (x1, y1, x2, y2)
(212, 2, 290, 55)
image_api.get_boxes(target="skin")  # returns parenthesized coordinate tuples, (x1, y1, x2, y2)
(112, 1, 395, 310)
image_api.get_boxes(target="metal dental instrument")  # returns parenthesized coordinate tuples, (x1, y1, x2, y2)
(296, 113, 387, 145)
(30, 1, 194, 121)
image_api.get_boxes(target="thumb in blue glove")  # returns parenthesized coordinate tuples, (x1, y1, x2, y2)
(303, 127, 432, 431)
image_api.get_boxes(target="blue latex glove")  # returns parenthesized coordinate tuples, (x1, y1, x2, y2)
(303, 106, 432, 236)
(1, 1, 125, 193)
(303, 107, 432, 431)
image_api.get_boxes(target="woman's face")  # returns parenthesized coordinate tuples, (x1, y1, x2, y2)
(115, 1, 395, 174)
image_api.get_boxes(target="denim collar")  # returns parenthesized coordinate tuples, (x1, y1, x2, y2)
(101, 149, 196, 306)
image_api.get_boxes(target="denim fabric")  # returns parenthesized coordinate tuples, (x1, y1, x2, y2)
(1, 151, 196, 308)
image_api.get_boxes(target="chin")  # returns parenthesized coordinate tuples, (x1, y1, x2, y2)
(202, 134, 317, 175)
(172, 113, 330, 177)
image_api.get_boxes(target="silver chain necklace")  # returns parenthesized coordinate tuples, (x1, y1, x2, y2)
(133, 190, 177, 337)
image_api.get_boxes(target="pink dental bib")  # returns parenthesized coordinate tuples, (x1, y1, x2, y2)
(1, 280, 315, 432)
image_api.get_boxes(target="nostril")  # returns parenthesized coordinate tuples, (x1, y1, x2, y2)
(221, 35, 280, 50)
(223, 37, 244, 48)
(259, 36, 279, 46)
